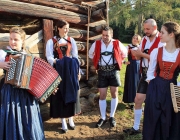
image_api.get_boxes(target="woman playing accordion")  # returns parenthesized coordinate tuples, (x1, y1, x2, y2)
(0, 27, 45, 140)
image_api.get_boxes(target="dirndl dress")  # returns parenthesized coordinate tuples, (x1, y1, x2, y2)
(50, 57, 81, 118)
(123, 45, 140, 103)
(143, 76, 180, 140)
(0, 83, 45, 140)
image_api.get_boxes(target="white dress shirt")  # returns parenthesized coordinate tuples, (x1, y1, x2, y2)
(140, 33, 166, 67)
(46, 36, 78, 66)
(146, 47, 180, 81)
(89, 39, 127, 66)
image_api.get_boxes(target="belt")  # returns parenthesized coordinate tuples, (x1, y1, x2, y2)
(98, 64, 119, 71)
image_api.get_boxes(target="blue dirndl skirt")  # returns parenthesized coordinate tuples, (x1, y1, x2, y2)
(143, 76, 180, 140)
(123, 60, 140, 103)
(0, 84, 45, 140)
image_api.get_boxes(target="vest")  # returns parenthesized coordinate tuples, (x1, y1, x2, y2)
(140, 35, 160, 73)
(52, 37, 72, 59)
(128, 45, 137, 60)
(93, 40, 122, 70)
(157, 47, 180, 80)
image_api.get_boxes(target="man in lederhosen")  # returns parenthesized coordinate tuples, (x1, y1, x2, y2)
(123, 19, 166, 135)
(89, 26, 127, 128)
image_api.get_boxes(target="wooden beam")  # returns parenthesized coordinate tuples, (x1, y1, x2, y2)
(68, 28, 96, 40)
(25, 30, 43, 50)
(0, 0, 88, 24)
(66, 0, 98, 4)
(86, 20, 107, 27)
(15, 0, 88, 15)
(43, 19, 54, 58)
(91, 9, 107, 21)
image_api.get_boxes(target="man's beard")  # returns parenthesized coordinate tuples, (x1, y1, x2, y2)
(146, 33, 152, 37)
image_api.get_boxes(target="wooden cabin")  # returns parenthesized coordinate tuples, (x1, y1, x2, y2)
(0, 0, 108, 107)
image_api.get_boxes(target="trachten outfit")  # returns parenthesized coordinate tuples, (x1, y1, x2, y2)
(123, 44, 140, 104)
(0, 47, 45, 140)
(46, 36, 81, 119)
(89, 39, 127, 127)
(132, 33, 165, 131)
(143, 47, 180, 140)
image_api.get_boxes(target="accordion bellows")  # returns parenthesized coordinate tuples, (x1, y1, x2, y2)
(5, 54, 61, 103)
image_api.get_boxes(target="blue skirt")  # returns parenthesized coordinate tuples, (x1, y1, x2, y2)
(0, 84, 45, 140)
(143, 76, 180, 140)
(123, 60, 140, 103)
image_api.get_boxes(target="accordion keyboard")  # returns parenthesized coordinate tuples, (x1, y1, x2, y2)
(7, 58, 17, 81)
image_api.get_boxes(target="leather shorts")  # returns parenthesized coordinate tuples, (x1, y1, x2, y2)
(137, 67, 148, 94)
(97, 69, 121, 88)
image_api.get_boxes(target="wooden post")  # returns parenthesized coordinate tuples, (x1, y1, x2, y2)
(43, 19, 54, 58)
(106, 0, 109, 26)
(86, 6, 91, 80)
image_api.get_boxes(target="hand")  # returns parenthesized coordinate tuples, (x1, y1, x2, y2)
(124, 61, 130, 65)
(131, 48, 143, 58)
(147, 80, 150, 84)
(78, 74, 81, 81)
(0, 61, 11, 71)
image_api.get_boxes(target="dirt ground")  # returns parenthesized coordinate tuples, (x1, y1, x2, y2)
(40, 97, 136, 140)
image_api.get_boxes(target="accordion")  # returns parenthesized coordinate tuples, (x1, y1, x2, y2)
(5, 54, 61, 103)
(170, 83, 180, 113)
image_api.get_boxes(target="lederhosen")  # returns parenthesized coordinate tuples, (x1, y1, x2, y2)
(50, 37, 81, 118)
(143, 47, 180, 140)
(94, 40, 121, 88)
(137, 36, 160, 94)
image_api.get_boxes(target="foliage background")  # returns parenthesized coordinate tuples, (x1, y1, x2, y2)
(109, 0, 180, 43)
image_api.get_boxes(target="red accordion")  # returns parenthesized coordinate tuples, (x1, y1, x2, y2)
(5, 54, 61, 103)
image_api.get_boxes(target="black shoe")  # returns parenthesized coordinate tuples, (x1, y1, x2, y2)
(130, 105, 134, 110)
(96, 119, 107, 128)
(109, 117, 116, 127)
(62, 129, 68, 133)
(69, 125, 75, 130)
(123, 127, 141, 135)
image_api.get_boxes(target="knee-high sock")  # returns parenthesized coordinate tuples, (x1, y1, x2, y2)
(99, 99, 107, 120)
(133, 109, 142, 130)
(61, 118, 67, 130)
(110, 97, 118, 117)
(69, 117, 75, 127)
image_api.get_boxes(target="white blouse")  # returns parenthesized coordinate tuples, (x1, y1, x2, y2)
(88, 39, 127, 66)
(146, 47, 180, 81)
(46, 36, 78, 66)
(139, 33, 166, 67)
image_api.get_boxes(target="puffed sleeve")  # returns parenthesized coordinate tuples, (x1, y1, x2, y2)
(0, 50, 6, 62)
(46, 39, 55, 66)
(119, 41, 127, 59)
(70, 37, 78, 58)
(146, 48, 158, 81)
(88, 42, 96, 59)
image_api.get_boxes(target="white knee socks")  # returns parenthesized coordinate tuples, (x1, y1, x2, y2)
(110, 97, 118, 117)
(69, 117, 75, 127)
(99, 100, 107, 120)
(61, 118, 67, 130)
(133, 109, 142, 130)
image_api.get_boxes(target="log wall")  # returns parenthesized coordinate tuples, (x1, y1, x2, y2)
(0, 0, 107, 104)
